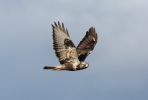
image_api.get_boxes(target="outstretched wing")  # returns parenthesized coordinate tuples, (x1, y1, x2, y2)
(76, 27, 98, 61)
(52, 21, 79, 64)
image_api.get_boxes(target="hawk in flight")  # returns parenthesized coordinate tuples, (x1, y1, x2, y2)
(44, 21, 98, 71)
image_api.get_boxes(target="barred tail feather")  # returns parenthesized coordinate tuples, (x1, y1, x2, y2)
(43, 66, 56, 70)
(43, 65, 63, 71)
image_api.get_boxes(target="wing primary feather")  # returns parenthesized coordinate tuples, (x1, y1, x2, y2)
(51, 24, 55, 28)
(54, 22, 58, 27)
(62, 22, 66, 33)
(58, 21, 62, 30)
(66, 28, 70, 37)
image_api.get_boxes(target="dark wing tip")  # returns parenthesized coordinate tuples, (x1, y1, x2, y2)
(54, 22, 58, 27)
(88, 27, 98, 44)
(58, 21, 62, 30)
(51, 24, 55, 28)
(66, 28, 70, 37)
(52, 21, 69, 36)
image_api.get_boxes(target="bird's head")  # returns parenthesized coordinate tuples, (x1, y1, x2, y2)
(77, 61, 89, 70)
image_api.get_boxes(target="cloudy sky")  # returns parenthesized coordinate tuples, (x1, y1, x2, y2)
(0, 0, 148, 100)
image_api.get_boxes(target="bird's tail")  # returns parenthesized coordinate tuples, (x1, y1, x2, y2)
(43, 65, 63, 71)
(43, 66, 56, 70)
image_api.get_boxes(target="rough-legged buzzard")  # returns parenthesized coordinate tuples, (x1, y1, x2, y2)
(44, 21, 98, 71)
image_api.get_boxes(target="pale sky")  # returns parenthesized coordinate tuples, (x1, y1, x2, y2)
(0, 0, 148, 100)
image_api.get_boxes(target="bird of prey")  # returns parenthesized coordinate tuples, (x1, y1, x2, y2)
(44, 21, 98, 71)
